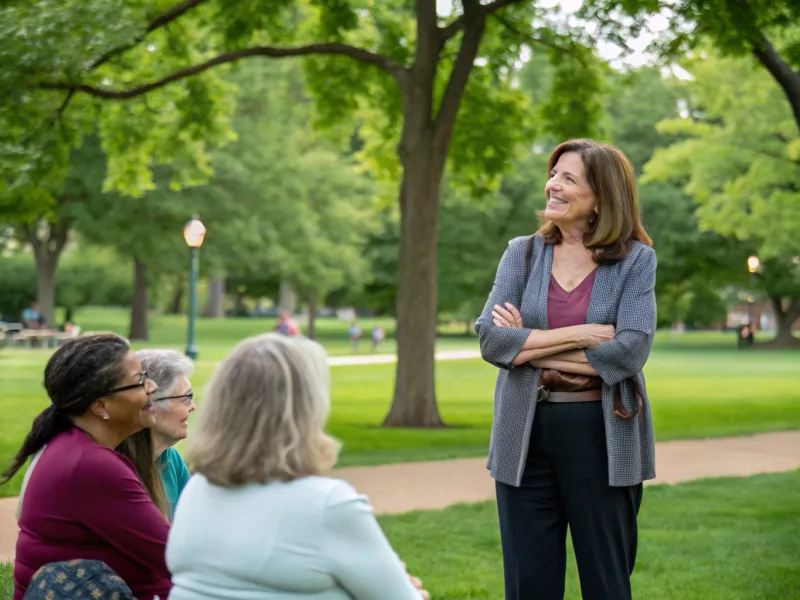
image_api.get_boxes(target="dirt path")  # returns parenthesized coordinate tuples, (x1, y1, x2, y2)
(2, 430, 798, 562)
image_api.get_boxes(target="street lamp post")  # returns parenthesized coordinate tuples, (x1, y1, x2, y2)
(746, 255, 760, 328)
(183, 216, 207, 360)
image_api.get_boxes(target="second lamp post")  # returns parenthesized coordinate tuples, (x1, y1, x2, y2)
(183, 216, 207, 360)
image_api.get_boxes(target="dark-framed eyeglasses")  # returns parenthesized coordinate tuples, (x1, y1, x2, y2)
(105, 371, 148, 395)
(158, 392, 194, 406)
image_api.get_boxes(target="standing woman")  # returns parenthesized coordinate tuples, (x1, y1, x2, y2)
(4, 334, 171, 600)
(475, 139, 657, 600)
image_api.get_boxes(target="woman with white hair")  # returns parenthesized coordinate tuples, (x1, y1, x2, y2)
(117, 349, 195, 520)
(166, 333, 429, 600)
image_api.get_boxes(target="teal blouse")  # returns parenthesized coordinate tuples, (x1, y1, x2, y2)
(157, 447, 191, 521)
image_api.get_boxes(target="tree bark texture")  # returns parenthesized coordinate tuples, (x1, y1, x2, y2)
(25, 220, 70, 327)
(129, 258, 149, 341)
(204, 277, 226, 318)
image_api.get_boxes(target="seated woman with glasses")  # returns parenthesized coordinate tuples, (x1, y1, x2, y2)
(5, 334, 171, 600)
(117, 349, 195, 521)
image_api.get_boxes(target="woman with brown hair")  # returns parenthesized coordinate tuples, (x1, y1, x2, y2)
(475, 139, 657, 600)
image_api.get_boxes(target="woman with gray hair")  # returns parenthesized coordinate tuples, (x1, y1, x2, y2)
(166, 333, 429, 600)
(117, 349, 195, 520)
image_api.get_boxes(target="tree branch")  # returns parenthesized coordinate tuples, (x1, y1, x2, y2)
(751, 34, 800, 133)
(88, 0, 211, 72)
(439, 0, 528, 42)
(492, 13, 586, 64)
(788, 298, 800, 322)
(434, 6, 485, 154)
(22, 223, 43, 260)
(42, 43, 407, 100)
(51, 217, 70, 257)
(414, 0, 440, 86)
(57, 89, 76, 116)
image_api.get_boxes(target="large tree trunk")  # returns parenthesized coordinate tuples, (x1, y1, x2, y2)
(129, 258, 149, 341)
(383, 136, 446, 427)
(279, 281, 296, 314)
(24, 220, 70, 327)
(204, 277, 226, 318)
(35, 257, 57, 328)
(233, 290, 246, 315)
(166, 275, 184, 315)
(307, 293, 317, 340)
(382, 7, 486, 427)
(753, 36, 800, 133)
(760, 296, 800, 348)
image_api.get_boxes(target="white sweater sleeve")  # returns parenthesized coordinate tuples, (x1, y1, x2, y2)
(323, 480, 422, 600)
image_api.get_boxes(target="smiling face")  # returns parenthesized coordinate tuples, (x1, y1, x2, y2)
(153, 375, 195, 446)
(543, 151, 597, 229)
(99, 351, 158, 437)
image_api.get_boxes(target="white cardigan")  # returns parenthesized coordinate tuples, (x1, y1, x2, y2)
(166, 474, 422, 600)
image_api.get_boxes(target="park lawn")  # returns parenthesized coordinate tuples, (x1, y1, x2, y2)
(379, 470, 800, 600)
(0, 563, 9, 600)
(2, 313, 799, 497)
(40, 306, 477, 361)
(1, 471, 798, 600)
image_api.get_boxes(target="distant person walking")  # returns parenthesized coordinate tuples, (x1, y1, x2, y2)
(371, 326, 385, 353)
(349, 321, 362, 352)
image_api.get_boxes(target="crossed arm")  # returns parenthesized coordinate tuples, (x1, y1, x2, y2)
(491, 302, 604, 376)
(474, 239, 656, 383)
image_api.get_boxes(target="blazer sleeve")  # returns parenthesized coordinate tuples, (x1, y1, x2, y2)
(474, 237, 533, 370)
(586, 246, 657, 386)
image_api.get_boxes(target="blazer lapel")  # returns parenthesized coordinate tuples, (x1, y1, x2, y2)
(520, 239, 552, 330)
(585, 262, 616, 325)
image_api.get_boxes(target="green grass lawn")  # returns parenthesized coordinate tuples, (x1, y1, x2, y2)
(32, 306, 477, 361)
(2, 308, 799, 498)
(379, 470, 800, 600)
(0, 563, 9, 600)
(2, 471, 798, 600)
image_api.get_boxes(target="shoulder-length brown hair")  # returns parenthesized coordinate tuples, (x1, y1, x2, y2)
(538, 139, 652, 263)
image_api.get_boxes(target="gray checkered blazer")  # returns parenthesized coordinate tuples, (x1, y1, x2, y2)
(475, 234, 657, 488)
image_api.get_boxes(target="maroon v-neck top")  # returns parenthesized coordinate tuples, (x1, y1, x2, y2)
(546, 269, 601, 391)
(548, 270, 596, 329)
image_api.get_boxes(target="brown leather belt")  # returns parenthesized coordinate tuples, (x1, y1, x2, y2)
(537, 388, 602, 403)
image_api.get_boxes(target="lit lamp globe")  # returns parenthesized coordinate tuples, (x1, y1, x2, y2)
(184, 218, 206, 248)
(747, 255, 760, 274)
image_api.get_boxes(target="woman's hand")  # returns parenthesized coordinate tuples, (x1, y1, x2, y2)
(401, 562, 430, 599)
(492, 303, 522, 328)
(409, 575, 430, 599)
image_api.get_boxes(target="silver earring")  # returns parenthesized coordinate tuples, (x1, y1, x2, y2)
(103, 415, 110, 420)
